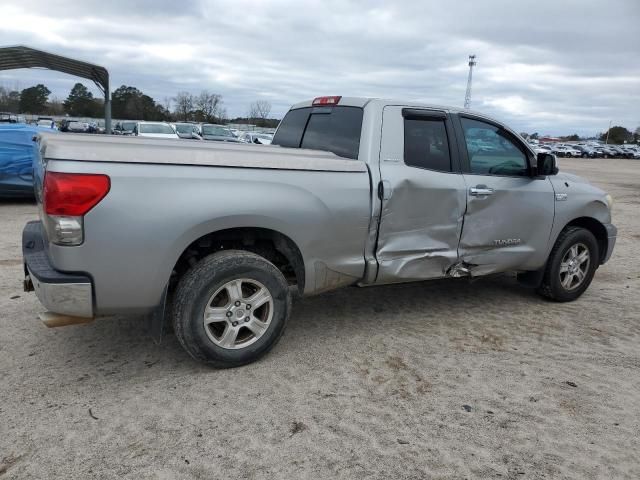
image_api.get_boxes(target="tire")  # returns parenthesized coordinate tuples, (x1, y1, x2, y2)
(582, 153, 588, 158)
(172, 250, 292, 368)
(537, 227, 599, 302)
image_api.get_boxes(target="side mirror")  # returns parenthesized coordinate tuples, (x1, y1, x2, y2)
(536, 153, 558, 176)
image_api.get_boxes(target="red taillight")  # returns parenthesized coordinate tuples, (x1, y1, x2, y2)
(312, 96, 341, 106)
(44, 172, 110, 216)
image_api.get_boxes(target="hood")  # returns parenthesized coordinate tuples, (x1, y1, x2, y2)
(551, 171, 607, 201)
(554, 171, 591, 185)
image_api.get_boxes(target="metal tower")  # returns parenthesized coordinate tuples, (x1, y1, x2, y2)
(464, 55, 476, 109)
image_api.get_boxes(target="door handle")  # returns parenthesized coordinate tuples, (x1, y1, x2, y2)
(469, 186, 494, 196)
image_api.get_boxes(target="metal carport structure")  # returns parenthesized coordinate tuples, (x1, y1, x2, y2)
(0, 45, 111, 133)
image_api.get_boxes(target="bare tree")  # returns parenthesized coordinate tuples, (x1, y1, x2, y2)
(218, 107, 228, 124)
(173, 91, 194, 121)
(248, 104, 259, 121)
(256, 100, 272, 119)
(196, 90, 223, 123)
(249, 100, 271, 126)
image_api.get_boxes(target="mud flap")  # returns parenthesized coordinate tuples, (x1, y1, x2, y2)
(516, 269, 545, 288)
(147, 284, 168, 345)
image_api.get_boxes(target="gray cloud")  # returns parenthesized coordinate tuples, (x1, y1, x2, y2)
(1, 0, 638, 135)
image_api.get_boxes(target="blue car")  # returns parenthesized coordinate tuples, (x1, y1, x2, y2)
(0, 124, 57, 198)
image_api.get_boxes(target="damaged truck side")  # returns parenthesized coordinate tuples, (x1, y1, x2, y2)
(23, 96, 617, 367)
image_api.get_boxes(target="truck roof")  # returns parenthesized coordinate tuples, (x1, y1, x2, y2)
(290, 96, 502, 124)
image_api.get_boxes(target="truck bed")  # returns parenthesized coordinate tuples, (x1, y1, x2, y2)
(39, 133, 367, 173)
(34, 132, 372, 314)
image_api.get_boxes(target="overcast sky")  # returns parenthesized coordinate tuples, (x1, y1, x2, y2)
(1, 0, 638, 135)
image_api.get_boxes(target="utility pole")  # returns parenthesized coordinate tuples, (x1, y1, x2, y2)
(464, 55, 477, 109)
(605, 120, 612, 144)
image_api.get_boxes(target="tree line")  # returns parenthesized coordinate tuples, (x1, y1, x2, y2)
(0, 82, 279, 126)
(520, 127, 640, 145)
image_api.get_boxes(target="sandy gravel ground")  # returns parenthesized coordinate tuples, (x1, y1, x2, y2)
(0, 158, 639, 479)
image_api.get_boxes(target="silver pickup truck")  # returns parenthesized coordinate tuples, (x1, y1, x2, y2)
(23, 96, 616, 367)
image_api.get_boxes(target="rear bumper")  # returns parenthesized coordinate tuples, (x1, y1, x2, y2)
(602, 223, 617, 264)
(22, 221, 94, 318)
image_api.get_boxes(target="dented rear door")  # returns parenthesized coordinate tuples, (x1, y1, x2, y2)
(374, 106, 467, 284)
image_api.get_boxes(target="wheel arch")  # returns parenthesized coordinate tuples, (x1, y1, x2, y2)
(563, 216, 608, 264)
(170, 227, 306, 295)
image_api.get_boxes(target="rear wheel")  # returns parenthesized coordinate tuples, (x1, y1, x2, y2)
(537, 227, 599, 302)
(172, 250, 291, 367)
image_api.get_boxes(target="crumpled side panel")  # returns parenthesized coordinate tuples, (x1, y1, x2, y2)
(375, 176, 467, 283)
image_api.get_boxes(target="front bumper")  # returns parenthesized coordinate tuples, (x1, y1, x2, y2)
(602, 223, 617, 264)
(22, 221, 94, 318)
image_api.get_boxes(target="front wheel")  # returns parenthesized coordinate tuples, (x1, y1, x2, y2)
(172, 250, 292, 367)
(537, 227, 599, 302)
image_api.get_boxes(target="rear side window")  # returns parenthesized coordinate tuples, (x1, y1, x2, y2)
(273, 106, 363, 159)
(404, 118, 452, 172)
(271, 108, 310, 148)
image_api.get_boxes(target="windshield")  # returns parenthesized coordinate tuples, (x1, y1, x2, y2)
(202, 125, 233, 137)
(175, 124, 194, 134)
(272, 106, 363, 159)
(139, 123, 174, 134)
(121, 121, 136, 132)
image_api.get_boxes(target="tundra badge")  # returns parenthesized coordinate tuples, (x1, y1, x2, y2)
(494, 238, 521, 247)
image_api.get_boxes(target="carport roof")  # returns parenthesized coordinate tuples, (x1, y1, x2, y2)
(0, 45, 109, 94)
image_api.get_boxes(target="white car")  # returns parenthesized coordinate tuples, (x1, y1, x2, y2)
(239, 132, 273, 145)
(36, 119, 57, 129)
(134, 122, 179, 139)
(172, 123, 202, 140)
(552, 145, 581, 158)
(534, 145, 553, 154)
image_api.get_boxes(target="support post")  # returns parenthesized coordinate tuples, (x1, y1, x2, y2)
(104, 79, 111, 134)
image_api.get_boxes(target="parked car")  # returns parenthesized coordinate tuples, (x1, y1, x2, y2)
(593, 146, 617, 158)
(173, 123, 202, 140)
(572, 145, 599, 158)
(113, 121, 137, 136)
(608, 145, 632, 159)
(552, 145, 581, 157)
(239, 132, 273, 145)
(133, 122, 179, 139)
(0, 123, 57, 198)
(23, 96, 616, 367)
(200, 124, 241, 142)
(68, 121, 92, 133)
(0, 112, 19, 123)
(35, 119, 56, 129)
(620, 145, 640, 159)
(534, 145, 553, 154)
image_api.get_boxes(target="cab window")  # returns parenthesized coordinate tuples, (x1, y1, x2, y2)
(404, 118, 452, 172)
(461, 118, 528, 176)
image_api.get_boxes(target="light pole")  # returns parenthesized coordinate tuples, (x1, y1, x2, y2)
(605, 120, 612, 144)
(464, 55, 476, 109)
